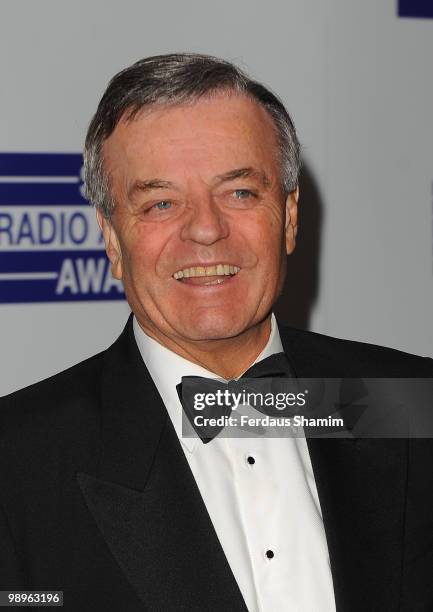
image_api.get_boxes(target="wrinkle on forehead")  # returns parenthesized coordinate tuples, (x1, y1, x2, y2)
(102, 93, 282, 204)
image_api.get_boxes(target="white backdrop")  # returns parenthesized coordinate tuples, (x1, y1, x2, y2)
(1, 0, 432, 396)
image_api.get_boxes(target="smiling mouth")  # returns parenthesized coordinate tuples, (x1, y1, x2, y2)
(173, 264, 241, 286)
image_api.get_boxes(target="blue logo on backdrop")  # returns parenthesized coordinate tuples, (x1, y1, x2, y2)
(398, 0, 433, 18)
(0, 153, 125, 303)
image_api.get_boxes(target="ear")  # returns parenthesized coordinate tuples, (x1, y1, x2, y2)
(96, 209, 123, 280)
(285, 185, 299, 255)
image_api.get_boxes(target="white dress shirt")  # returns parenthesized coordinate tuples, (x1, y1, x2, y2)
(133, 314, 336, 612)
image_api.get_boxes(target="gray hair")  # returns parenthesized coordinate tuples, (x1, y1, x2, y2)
(83, 53, 301, 218)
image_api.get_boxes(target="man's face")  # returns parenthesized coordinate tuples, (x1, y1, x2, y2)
(99, 94, 298, 344)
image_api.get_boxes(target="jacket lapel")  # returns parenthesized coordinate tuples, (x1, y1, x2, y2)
(78, 316, 248, 611)
(279, 324, 407, 611)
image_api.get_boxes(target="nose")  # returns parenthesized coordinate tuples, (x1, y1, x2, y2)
(180, 195, 229, 245)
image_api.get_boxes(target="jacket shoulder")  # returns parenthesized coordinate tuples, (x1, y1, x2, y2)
(0, 349, 107, 470)
(0, 349, 105, 412)
(278, 324, 433, 377)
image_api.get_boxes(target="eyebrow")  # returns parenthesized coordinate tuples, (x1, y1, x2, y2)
(128, 179, 176, 199)
(128, 166, 271, 200)
(214, 167, 271, 188)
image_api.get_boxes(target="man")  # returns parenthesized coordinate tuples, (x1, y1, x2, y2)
(0, 53, 432, 611)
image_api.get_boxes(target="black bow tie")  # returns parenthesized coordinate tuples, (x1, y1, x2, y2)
(176, 352, 295, 444)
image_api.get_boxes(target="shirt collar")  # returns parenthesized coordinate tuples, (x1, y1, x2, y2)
(133, 314, 284, 453)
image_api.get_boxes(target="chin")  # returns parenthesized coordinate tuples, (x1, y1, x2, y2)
(173, 312, 250, 342)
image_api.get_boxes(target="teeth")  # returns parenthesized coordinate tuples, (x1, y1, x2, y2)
(173, 264, 240, 280)
(204, 278, 225, 285)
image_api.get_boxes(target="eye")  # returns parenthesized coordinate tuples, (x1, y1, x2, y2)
(153, 200, 172, 210)
(233, 189, 255, 200)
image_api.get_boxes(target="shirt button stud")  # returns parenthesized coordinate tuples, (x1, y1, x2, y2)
(247, 455, 255, 465)
(265, 549, 274, 559)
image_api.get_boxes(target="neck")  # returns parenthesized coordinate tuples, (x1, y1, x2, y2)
(136, 316, 272, 379)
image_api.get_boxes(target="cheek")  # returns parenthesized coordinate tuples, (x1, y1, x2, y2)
(118, 228, 151, 279)
(245, 213, 285, 263)
(119, 223, 176, 286)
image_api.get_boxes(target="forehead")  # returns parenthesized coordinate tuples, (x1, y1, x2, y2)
(102, 94, 280, 184)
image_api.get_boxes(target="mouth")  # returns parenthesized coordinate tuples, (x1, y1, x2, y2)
(172, 264, 241, 286)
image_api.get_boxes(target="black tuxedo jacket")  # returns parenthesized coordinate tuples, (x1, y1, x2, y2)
(1, 316, 433, 611)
